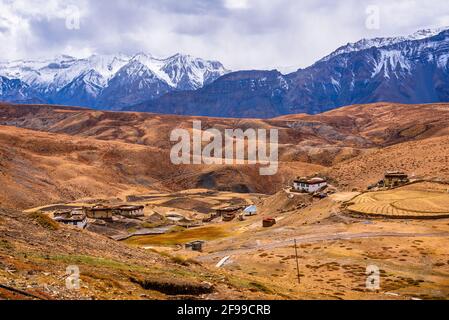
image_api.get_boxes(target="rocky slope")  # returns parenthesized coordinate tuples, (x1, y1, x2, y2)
(0, 208, 280, 300)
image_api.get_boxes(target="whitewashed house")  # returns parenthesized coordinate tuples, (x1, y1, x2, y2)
(293, 177, 327, 193)
(54, 209, 87, 229)
(113, 205, 145, 218)
(243, 205, 257, 216)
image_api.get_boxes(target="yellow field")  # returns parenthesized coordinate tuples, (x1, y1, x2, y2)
(124, 225, 233, 246)
(347, 186, 449, 218)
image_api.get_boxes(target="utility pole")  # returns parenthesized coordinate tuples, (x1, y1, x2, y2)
(294, 239, 301, 284)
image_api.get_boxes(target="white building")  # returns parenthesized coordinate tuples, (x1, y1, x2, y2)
(293, 177, 327, 193)
(54, 209, 87, 229)
(243, 205, 257, 216)
(113, 205, 145, 218)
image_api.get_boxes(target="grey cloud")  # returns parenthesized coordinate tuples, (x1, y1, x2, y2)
(1, 0, 449, 71)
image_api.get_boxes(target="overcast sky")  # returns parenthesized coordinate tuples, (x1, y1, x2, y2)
(1, 0, 449, 71)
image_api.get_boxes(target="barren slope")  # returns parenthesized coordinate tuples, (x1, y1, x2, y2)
(0, 208, 283, 300)
(0, 125, 320, 210)
(326, 135, 449, 189)
(1, 102, 449, 209)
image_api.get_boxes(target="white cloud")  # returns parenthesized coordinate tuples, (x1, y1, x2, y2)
(0, 0, 448, 70)
(224, 0, 250, 10)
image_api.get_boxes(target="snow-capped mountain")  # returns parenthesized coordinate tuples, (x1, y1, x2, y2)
(320, 26, 449, 62)
(0, 76, 43, 104)
(128, 70, 291, 118)
(96, 57, 174, 109)
(2, 26, 449, 117)
(284, 27, 449, 114)
(0, 53, 229, 109)
(129, 26, 449, 117)
(162, 53, 229, 90)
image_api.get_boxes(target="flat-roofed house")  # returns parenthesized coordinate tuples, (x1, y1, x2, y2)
(384, 171, 409, 188)
(113, 205, 145, 218)
(215, 206, 245, 222)
(293, 177, 328, 193)
(243, 205, 257, 216)
(54, 209, 87, 229)
(185, 240, 205, 252)
(263, 218, 276, 228)
(85, 205, 114, 220)
(216, 206, 245, 216)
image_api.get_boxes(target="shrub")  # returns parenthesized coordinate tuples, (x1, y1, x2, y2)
(29, 212, 60, 230)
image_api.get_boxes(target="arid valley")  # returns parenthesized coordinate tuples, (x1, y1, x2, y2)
(1, 102, 449, 300)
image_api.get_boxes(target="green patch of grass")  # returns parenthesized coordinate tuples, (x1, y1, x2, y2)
(45, 254, 148, 272)
(248, 281, 273, 294)
(226, 276, 274, 294)
(28, 212, 60, 230)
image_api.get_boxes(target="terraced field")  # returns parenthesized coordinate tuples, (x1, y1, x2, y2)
(347, 184, 449, 219)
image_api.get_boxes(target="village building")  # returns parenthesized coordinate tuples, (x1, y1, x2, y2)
(113, 205, 145, 218)
(214, 206, 245, 222)
(85, 205, 114, 220)
(215, 206, 245, 216)
(148, 212, 165, 224)
(202, 214, 217, 223)
(185, 240, 205, 252)
(165, 212, 197, 227)
(384, 171, 409, 188)
(293, 177, 328, 193)
(222, 212, 236, 222)
(243, 205, 257, 216)
(263, 218, 276, 228)
(177, 217, 199, 228)
(53, 209, 87, 229)
(166, 212, 185, 223)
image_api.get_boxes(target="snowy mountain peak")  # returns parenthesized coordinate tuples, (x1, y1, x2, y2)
(130, 52, 156, 62)
(162, 53, 229, 90)
(0, 52, 229, 109)
(320, 26, 449, 62)
(408, 26, 449, 40)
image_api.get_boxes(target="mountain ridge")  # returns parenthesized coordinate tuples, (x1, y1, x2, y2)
(1, 27, 449, 116)
(319, 26, 449, 62)
(0, 53, 229, 110)
(128, 27, 449, 117)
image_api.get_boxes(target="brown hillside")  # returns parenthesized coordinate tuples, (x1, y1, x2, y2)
(326, 135, 449, 189)
(0, 208, 281, 300)
(1, 102, 449, 209)
(0, 125, 320, 210)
